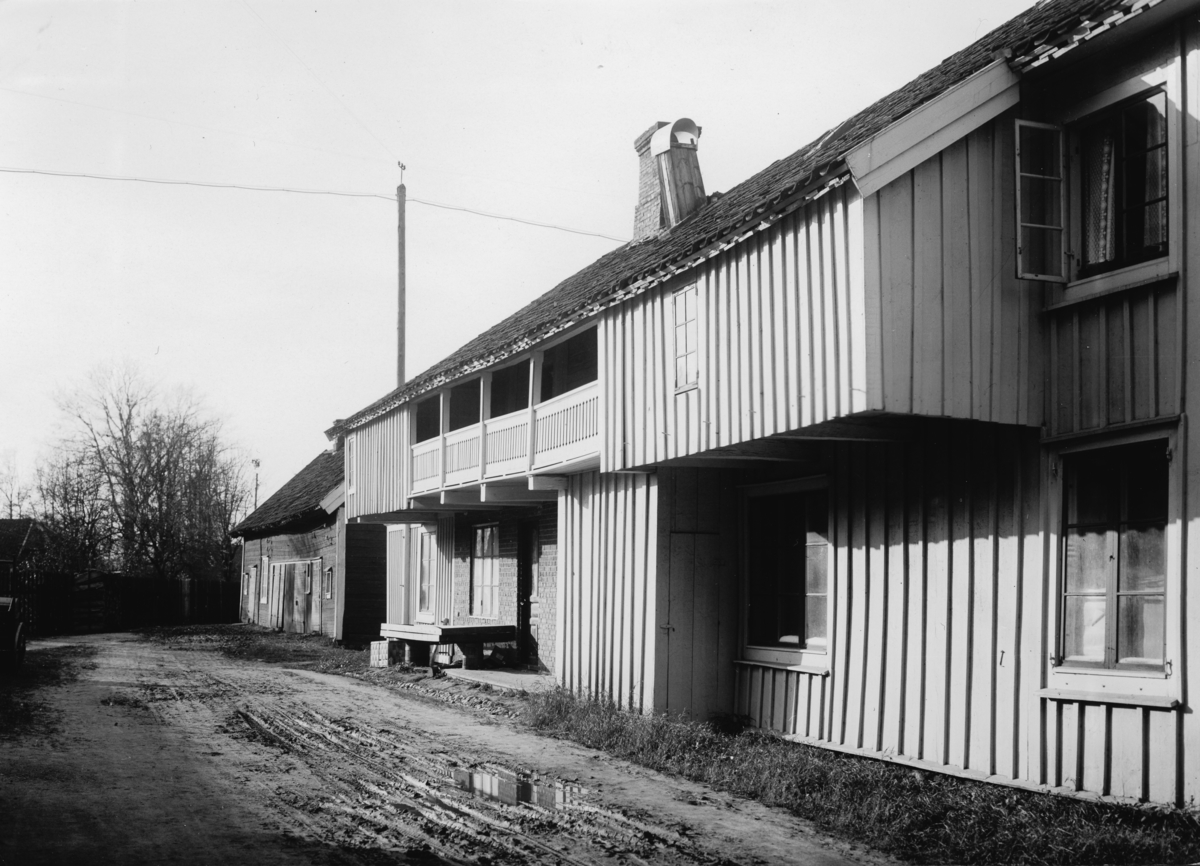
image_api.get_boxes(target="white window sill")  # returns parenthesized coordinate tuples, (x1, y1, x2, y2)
(735, 658, 829, 677)
(1048, 258, 1174, 311)
(742, 644, 827, 670)
(1039, 688, 1179, 710)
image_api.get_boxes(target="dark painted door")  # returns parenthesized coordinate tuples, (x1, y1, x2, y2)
(517, 520, 540, 669)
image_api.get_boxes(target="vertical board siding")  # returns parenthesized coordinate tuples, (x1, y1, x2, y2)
(603, 184, 870, 472)
(866, 116, 1043, 427)
(729, 419, 1183, 802)
(348, 407, 409, 519)
(1048, 283, 1179, 436)
(560, 471, 657, 711)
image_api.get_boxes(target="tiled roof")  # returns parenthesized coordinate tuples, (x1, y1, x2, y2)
(232, 448, 343, 538)
(0, 518, 38, 563)
(339, 0, 1160, 432)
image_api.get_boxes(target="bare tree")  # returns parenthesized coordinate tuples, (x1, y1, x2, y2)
(35, 443, 113, 574)
(0, 451, 33, 519)
(50, 363, 251, 581)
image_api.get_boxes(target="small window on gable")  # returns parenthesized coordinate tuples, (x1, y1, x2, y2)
(674, 285, 699, 390)
(1016, 120, 1067, 282)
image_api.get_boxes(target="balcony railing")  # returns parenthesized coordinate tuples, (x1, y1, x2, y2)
(408, 380, 600, 496)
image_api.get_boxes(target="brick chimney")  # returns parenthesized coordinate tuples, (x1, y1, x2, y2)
(632, 118, 706, 241)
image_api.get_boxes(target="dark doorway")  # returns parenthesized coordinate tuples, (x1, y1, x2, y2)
(517, 520, 540, 669)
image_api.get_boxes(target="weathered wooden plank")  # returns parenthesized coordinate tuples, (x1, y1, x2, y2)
(1130, 294, 1152, 421)
(969, 427, 997, 775)
(848, 445, 871, 749)
(862, 192, 884, 413)
(845, 188, 869, 414)
(923, 423, 950, 765)
(832, 442, 853, 745)
(1081, 702, 1107, 795)
(832, 189, 855, 417)
(967, 124, 995, 422)
(904, 437, 928, 759)
(864, 443, 888, 752)
(941, 138, 973, 418)
(1077, 305, 1102, 430)
(809, 206, 830, 424)
(947, 425, 972, 769)
(879, 173, 915, 414)
(1107, 705, 1143, 800)
(912, 155, 944, 417)
(797, 212, 816, 428)
(993, 116, 1021, 423)
(881, 440, 908, 755)
(1156, 287, 1177, 416)
(993, 434, 1021, 779)
(1148, 708, 1177, 804)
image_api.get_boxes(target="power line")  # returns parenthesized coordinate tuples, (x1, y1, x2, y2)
(0, 165, 630, 242)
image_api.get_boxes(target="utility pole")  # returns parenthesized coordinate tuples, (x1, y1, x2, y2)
(251, 459, 260, 511)
(397, 164, 407, 389)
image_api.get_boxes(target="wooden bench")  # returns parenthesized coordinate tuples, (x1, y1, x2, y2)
(378, 623, 517, 669)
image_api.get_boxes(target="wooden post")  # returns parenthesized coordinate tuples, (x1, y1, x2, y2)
(397, 183, 407, 389)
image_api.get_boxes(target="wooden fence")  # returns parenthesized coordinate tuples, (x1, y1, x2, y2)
(12, 571, 240, 636)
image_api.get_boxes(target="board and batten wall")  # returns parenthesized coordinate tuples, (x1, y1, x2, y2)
(346, 406, 410, 520)
(866, 114, 1043, 427)
(725, 419, 1186, 804)
(601, 183, 871, 472)
(558, 471, 658, 711)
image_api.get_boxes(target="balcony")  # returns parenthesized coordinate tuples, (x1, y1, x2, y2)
(409, 379, 600, 495)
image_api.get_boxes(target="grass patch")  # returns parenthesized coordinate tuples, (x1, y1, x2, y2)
(0, 642, 96, 740)
(522, 689, 1200, 865)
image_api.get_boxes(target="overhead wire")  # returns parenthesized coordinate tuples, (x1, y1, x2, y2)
(0, 165, 630, 242)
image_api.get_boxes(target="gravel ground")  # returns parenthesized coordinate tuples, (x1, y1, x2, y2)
(0, 625, 892, 866)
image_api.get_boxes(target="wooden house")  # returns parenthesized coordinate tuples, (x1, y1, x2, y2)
(232, 443, 384, 642)
(336, 0, 1200, 804)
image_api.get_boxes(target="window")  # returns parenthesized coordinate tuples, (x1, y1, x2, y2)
(323, 567, 333, 600)
(1016, 121, 1066, 281)
(1060, 440, 1167, 670)
(470, 524, 500, 618)
(540, 328, 597, 402)
(302, 562, 312, 595)
(744, 483, 828, 658)
(418, 529, 434, 613)
(243, 572, 250, 596)
(673, 285, 699, 390)
(489, 360, 530, 418)
(346, 436, 357, 494)
(1017, 87, 1169, 283)
(1077, 89, 1167, 278)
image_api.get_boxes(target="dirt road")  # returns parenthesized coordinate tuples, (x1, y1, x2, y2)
(0, 631, 889, 866)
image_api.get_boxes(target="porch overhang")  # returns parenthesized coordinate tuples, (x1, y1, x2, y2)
(379, 623, 517, 644)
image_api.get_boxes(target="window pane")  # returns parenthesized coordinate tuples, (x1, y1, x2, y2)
(1019, 124, 1061, 177)
(685, 287, 697, 320)
(1067, 457, 1114, 525)
(1020, 176, 1062, 228)
(1019, 225, 1063, 277)
(1064, 529, 1109, 593)
(686, 320, 697, 353)
(686, 352, 699, 386)
(675, 356, 688, 387)
(1117, 595, 1164, 664)
(1082, 121, 1118, 267)
(806, 594, 827, 643)
(1126, 444, 1168, 521)
(1120, 524, 1165, 592)
(1063, 595, 1106, 661)
(806, 543, 828, 595)
(1125, 91, 1167, 150)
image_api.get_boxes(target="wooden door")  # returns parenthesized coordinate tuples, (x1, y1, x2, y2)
(282, 563, 296, 633)
(292, 562, 310, 634)
(386, 527, 407, 625)
(309, 560, 321, 633)
(517, 520, 540, 668)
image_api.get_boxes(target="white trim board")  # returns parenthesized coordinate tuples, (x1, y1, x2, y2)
(846, 59, 1020, 198)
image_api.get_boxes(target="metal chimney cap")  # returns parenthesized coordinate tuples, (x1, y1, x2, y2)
(650, 118, 701, 157)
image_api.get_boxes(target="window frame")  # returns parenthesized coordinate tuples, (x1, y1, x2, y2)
(469, 523, 500, 620)
(1015, 119, 1068, 283)
(346, 435, 357, 495)
(323, 566, 333, 600)
(673, 283, 700, 393)
(1047, 426, 1180, 700)
(418, 527, 434, 615)
(740, 477, 831, 668)
(1030, 62, 1181, 303)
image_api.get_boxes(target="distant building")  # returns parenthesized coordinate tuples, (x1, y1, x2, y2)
(232, 441, 384, 642)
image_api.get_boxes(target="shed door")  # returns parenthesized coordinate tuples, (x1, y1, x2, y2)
(387, 527, 407, 625)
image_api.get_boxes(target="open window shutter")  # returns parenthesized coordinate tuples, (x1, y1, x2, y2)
(1016, 119, 1067, 282)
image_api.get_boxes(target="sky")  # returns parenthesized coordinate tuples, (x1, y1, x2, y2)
(0, 0, 1038, 507)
